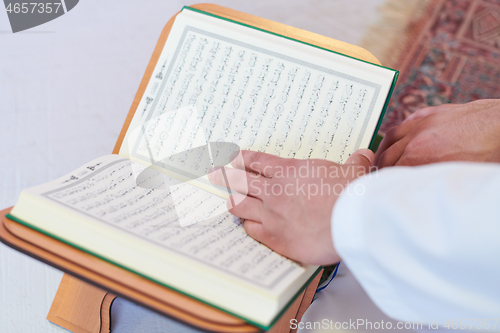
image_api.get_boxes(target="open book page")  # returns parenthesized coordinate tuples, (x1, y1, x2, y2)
(119, 7, 396, 182)
(11, 155, 314, 311)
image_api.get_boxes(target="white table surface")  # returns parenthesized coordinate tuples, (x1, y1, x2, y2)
(0, 1, 396, 332)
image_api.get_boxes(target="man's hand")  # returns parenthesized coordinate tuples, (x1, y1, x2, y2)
(209, 149, 374, 266)
(375, 99, 500, 168)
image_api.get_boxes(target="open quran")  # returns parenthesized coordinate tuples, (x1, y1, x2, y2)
(6, 5, 397, 330)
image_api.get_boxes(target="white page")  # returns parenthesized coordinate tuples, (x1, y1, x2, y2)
(19, 155, 305, 290)
(120, 8, 395, 173)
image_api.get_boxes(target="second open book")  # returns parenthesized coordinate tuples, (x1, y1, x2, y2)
(8, 6, 397, 330)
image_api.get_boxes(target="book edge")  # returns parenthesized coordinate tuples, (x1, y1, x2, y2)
(6, 213, 320, 330)
(369, 71, 399, 150)
(181, 6, 400, 152)
(182, 6, 398, 74)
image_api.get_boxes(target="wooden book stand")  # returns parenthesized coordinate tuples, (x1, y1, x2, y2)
(0, 3, 380, 332)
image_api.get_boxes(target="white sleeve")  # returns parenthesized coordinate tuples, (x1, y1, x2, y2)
(332, 162, 500, 324)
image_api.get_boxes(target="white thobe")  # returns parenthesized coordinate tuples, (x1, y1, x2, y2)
(318, 162, 500, 332)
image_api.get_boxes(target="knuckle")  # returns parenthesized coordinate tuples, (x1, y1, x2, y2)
(249, 152, 263, 171)
(415, 117, 432, 129)
(429, 104, 444, 112)
(404, 138, 420, 153)
(250, 152, 262, 165)
(377, 151, 391, 167)
(399, 149, 417, 166)
(401, 138, 428, 165)
(385, 126, 399, 141)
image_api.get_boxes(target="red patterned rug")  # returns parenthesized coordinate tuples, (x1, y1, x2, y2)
(377, 0, 500, 134)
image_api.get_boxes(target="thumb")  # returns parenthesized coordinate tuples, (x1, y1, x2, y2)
(345, 149, 375, 173)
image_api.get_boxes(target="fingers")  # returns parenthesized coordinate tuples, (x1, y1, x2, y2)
(345, 149, 375, 173)
(376, 105, 455, 167)
(227, 192, 263, 222)
(374, 119, 420, 166)
(230, 150, 288, 178)
(242, 220, 266, 244)
(376, 104, 455, 167)
(344, 149, 375, 176)
(376, 134, 412, 168)
(209, 166, 265, 198)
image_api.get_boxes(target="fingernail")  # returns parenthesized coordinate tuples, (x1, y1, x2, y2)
(358, 149, 374, 163)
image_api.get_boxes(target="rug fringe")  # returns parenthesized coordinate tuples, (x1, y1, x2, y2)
(359, 0, 431, 68)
